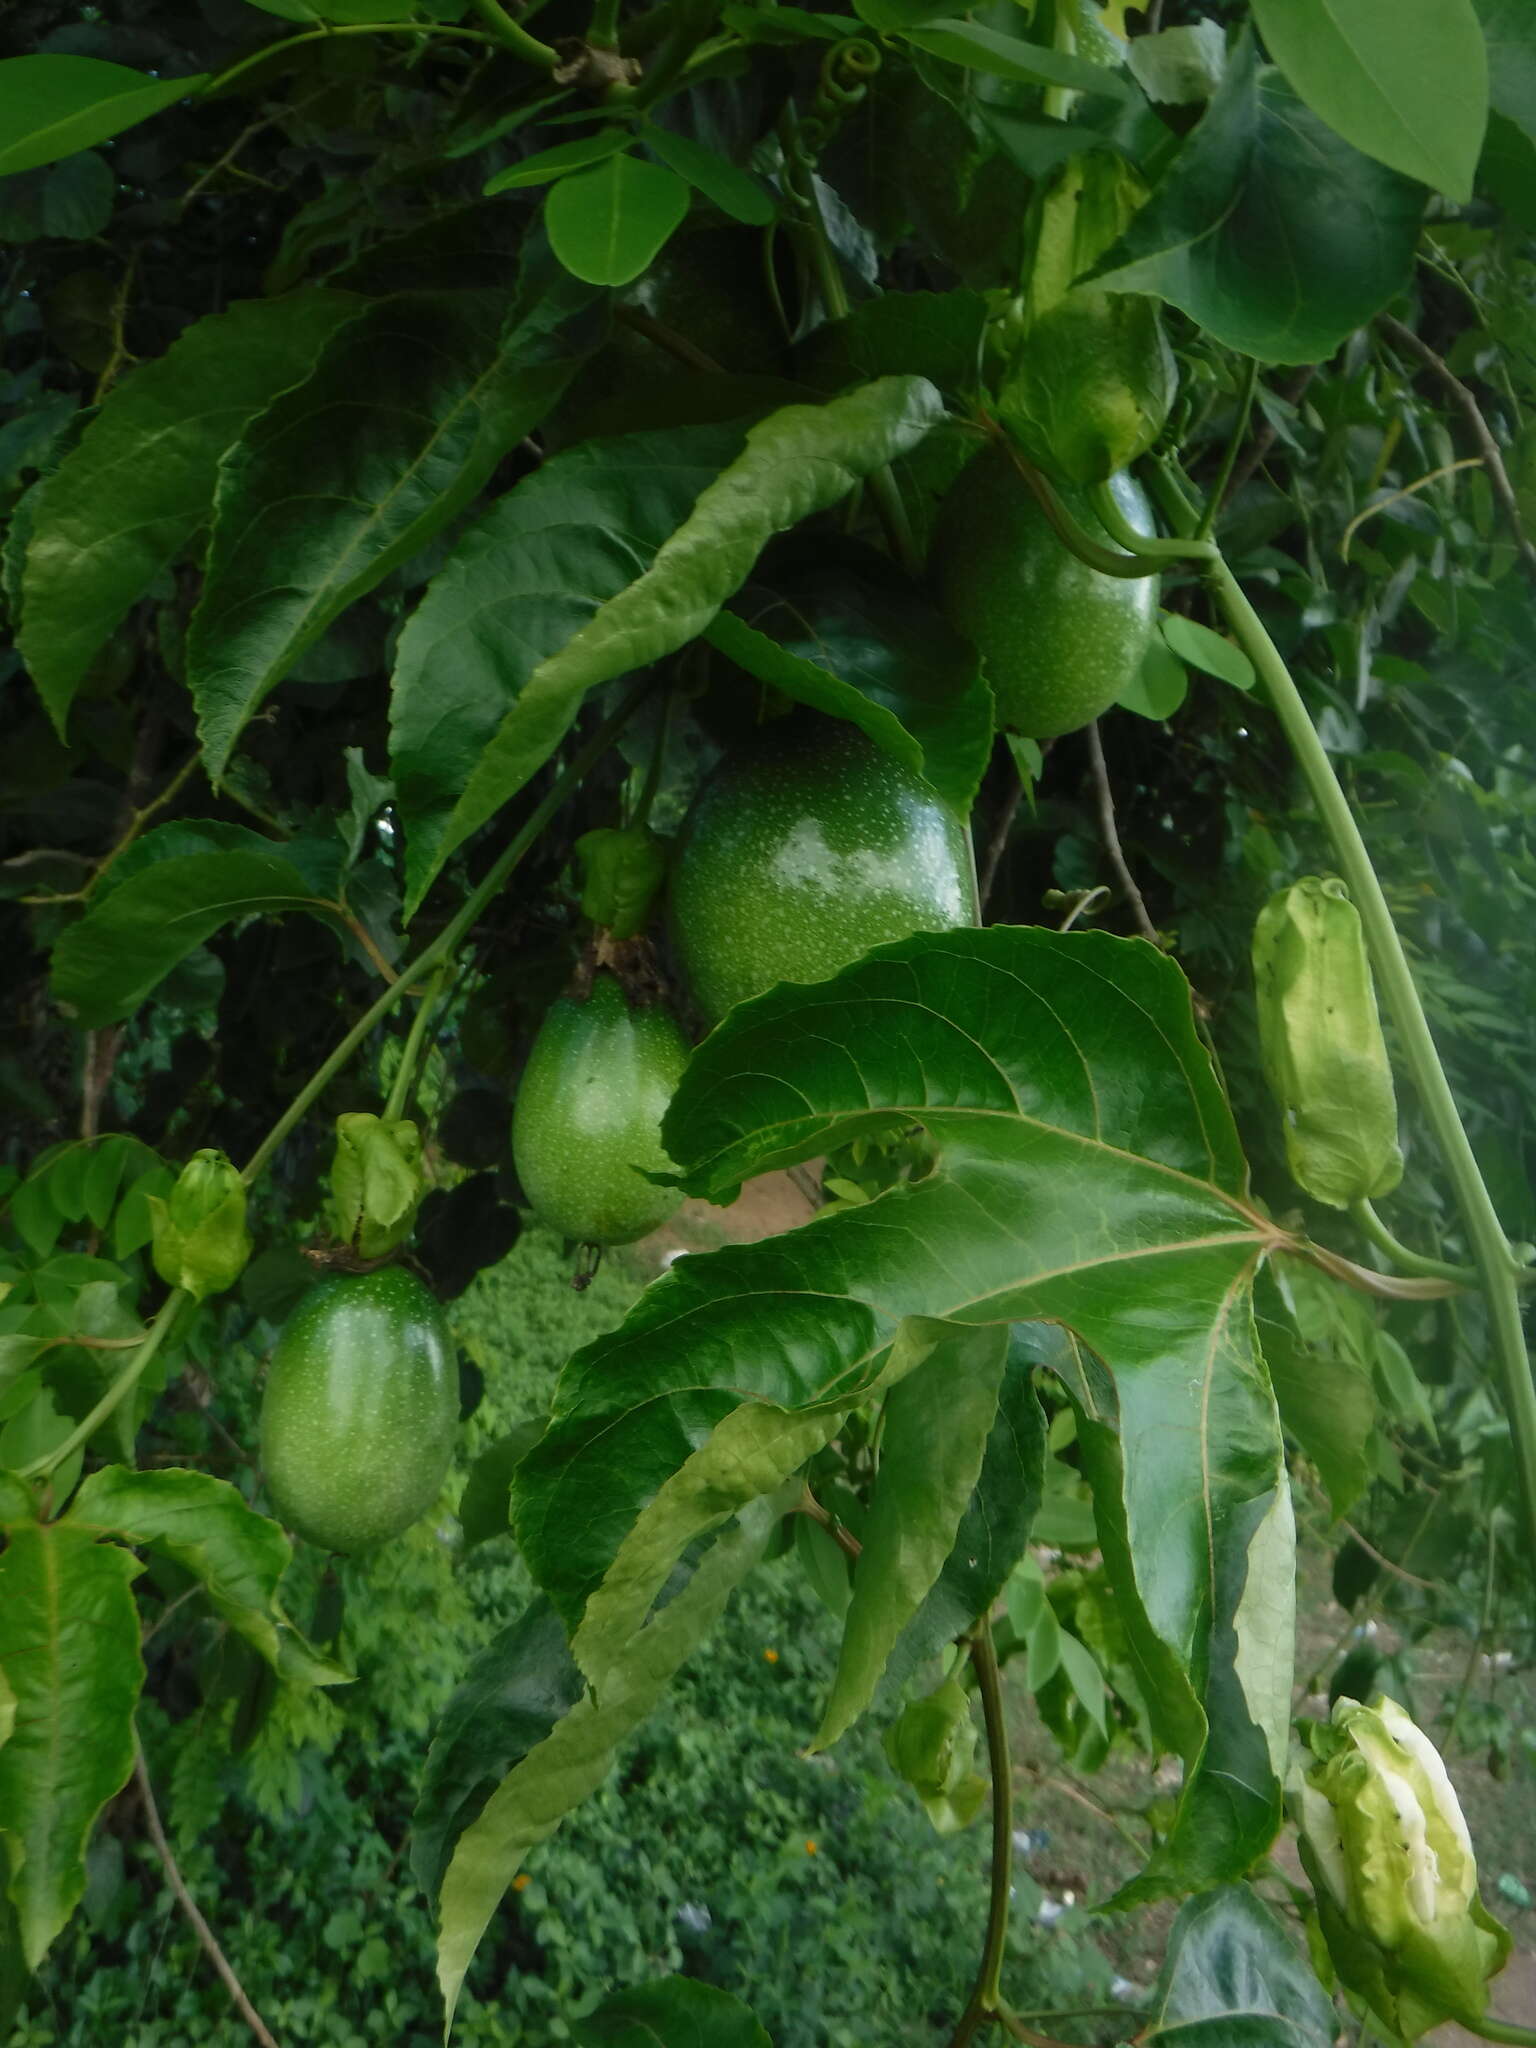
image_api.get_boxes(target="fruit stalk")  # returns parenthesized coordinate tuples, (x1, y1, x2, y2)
(241, 675, 656, 1187)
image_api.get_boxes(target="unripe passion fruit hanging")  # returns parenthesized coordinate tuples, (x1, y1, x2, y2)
(511, 971, 688, 1246)
(669, 718, 974, 1024)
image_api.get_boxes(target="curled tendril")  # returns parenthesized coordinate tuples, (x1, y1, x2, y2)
(786, 36, 882, 174)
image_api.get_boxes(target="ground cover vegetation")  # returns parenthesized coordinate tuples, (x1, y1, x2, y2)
(2, 0, 1535, 2041)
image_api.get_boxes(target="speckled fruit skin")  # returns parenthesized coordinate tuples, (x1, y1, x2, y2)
(932, 447, 1158, 740)
(512, 972, 688, 1246)
(669, 719, 975, 1024)
(260, 1266, 456, 1554)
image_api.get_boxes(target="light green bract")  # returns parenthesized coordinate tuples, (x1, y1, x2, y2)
(147, 1148, 251, 1301)
(1252, 876, 1404, 1208)
(1295, 1693, 1511, 2038)
(329, 1113, 425, 1260)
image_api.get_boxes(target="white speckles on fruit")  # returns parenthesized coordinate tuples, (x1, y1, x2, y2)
(932, 448, 1158, 740)
(512, 973, 688, 1246)
(669, 720, 974, 1022)
(259, 1265, 456, 1554)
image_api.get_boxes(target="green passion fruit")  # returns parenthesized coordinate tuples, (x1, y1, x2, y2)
(260, 1264, 457, 1554)
(512, 971, 688, 1246)
(932, 446, 1158, 740)
(669, 718, 975, 1024)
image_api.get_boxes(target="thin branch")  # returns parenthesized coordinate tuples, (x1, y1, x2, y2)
(948, 1621, 1016, 2046)
(796, 1485, 861, 1560)
(134, 1743, 282, 2048)
(1378, 313, 1536, 579)
(93, 249, 141, 404)
(978, 768, 1025, 911)
(613, 303, 725, 375)
(1221, 365, 1316, 507)
(1339, 1520, 1440, 1592)
(1084, 721, 1161, 946)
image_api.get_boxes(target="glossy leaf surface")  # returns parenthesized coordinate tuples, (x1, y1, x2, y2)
(513, 926, 1294, 1895)
(0, 1522, 142, 1968)
(393, 377, 944, 912)
(1093, 37, 1423, 362)
(411, 1596, 584, 1903)
(18, 291, 361, 734)
(1252, 0, 1487, 199)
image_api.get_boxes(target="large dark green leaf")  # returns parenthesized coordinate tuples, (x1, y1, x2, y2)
(0, 56, 207, 177)
(18, 291, 362, 734)
(573, 1977, 772, 2047)
(1251, 0, 1487, 199)
(904, 20, 1132, 100)
(390, 420, 749, 912)
(391, 377, 945, 914)
(816, 1322, 1005, 1747)
(411, 1596, 584, 1904)
(706, 554, 994, 815)
(188, 275, 593, 781)
(1092, 36, 1423, 363)
(512, 926, 1294, 1898)
(65, 1466, 348, 1687)
(1143, 1884, 1337, 2048)
(878, 1325, 1047, 1702)
(0, 1521, 143, 1968)
(49, 822, 349, 1028)
(435, 1493, 783, 2027)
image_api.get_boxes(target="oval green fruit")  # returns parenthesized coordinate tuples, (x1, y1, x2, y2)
(512, 972, 688, 1245)
(932, 447, 1158, 739)
(669, 718, 975, 1023)
(260, 1265, 456, 1554)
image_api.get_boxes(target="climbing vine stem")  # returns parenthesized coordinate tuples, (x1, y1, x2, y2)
(1011, 435, 1536, 1598)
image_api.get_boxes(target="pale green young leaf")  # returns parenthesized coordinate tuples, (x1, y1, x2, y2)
(815, 1322, 1005, 1749)
(1159, 613, 1254, 691)
(18, 291, 362, 734)
(483, 128, 630, 193)
(1252, 0, 1487, 200)
(643, 127, 776, 226)
(65, 1466, 349, 1686)
(0, 1524, 143, 1968)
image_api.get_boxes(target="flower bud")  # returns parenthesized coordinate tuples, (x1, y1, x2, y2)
(149, 1149, 252, 1301)
(883, 1677, 987, 1834)
(329, 1113, 424, 1260)
(1252, 877, 1403, 1208)
(1295, 1694, 1510, 2038)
